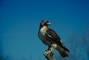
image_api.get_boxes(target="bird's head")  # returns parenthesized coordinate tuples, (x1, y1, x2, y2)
(40, 20, 51, 28)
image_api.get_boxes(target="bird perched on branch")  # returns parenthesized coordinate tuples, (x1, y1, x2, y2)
(38, 20, 69, 57)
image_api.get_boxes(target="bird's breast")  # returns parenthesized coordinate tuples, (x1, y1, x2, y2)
(40, 26, 47, 35)
(38, 31, 46, 41)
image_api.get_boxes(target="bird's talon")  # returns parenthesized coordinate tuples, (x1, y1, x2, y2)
(45, 50, 52, 54)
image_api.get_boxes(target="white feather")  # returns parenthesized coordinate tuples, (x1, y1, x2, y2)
(40, 26, 48, 35)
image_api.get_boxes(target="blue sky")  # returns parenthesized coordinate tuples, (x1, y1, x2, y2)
(0, 0, 89, 60)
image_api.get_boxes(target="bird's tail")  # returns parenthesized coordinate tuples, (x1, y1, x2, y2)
(56, 46, 69, 57)
(63, 46, 69, 52)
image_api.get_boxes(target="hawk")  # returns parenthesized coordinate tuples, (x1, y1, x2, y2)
(38, 20, 69, 57)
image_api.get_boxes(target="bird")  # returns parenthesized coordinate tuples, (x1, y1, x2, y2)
(38, 20, 69, 57)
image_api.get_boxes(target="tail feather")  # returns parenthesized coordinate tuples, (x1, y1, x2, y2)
(63, 46, 69, 52)
(56, 46, 69, 57)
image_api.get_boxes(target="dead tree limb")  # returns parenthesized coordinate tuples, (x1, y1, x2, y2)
(43, 50, 56, 60)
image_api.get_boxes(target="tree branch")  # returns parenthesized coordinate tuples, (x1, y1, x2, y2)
(43, 50, 56, 60)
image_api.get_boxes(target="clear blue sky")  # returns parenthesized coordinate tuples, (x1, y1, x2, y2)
(0, 0, 89, 60)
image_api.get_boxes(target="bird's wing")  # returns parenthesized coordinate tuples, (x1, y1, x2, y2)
(46, 29, 63, 46)
(46, 29, 69, 52)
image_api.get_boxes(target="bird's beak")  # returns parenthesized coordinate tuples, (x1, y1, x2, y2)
(47, 22, 51, 26)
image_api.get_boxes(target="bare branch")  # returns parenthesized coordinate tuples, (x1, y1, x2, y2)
(43, 50, 56, 60)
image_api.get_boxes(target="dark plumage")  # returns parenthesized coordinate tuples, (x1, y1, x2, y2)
(38, 20, 69, 57)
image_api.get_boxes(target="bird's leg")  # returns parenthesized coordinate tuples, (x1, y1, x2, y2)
(44, 46, 54, 57)
(45, 47, 53, 54)
(50, 47, 53, 51)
